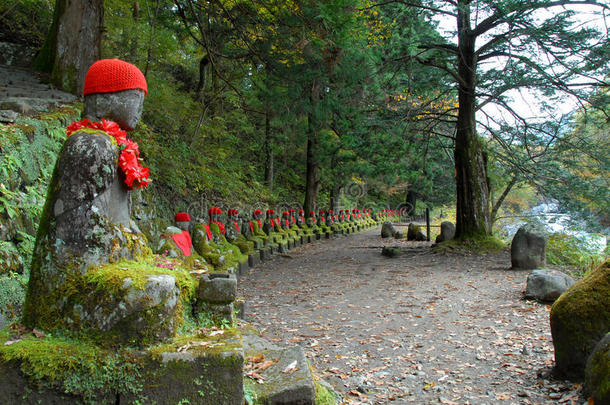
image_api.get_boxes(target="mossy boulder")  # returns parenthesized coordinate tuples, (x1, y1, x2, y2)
(511, 223, 547, 269)
(407, 223, 426, 241)
(550, 259, 610, 379)
(585, 332, 610, 404)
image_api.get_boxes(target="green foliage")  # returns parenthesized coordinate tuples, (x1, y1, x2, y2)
(0, 0, 53, 46)
(547, 233, 608, 276)
(0, 271, 27, 322)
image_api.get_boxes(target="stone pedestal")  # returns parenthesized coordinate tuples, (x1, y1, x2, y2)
(248, 253, 260, 268)
(259, 248, 272, 261)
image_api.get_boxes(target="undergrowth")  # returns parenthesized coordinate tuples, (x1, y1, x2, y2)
(547, 233, 608, 277)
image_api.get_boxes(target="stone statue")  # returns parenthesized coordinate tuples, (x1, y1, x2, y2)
(22, 59, 183, 346)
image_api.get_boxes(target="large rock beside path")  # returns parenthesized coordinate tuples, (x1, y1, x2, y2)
(525, 269, 575, 302)
(511, 223, 547, 269)
(407, 223, 426, 241)
(381, 222, 398, 238)
(550, 259, 610, 379)
(435, 221, 455, 243)
(585, 332, 610, 404)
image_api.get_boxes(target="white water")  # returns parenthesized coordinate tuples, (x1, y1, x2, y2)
(499, 202, 607, 254)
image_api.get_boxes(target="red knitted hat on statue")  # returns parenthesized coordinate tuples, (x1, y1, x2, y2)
(253, 209, 262, 215)
(83, 59, 148, 96)
(175, 212, 190, 222)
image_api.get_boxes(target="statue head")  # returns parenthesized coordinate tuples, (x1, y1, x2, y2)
(253, 209, 263, 220)
(174, 212, 191, 231)
(228, 209, 239, 221)
(266, 209, 274, 220)
(83, 59, 147, 131)
(209, 206, 222, 222)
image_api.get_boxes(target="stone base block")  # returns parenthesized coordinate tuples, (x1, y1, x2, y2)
(278, 243, 288, 253)
(259, 248, 272, 261)
(238, 260, 249, 276)
(244, 345, 315, 405)
(248, 253, 260, 268)
(0, 331, 244, 405)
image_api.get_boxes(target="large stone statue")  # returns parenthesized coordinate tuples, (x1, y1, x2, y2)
(22, 59, 182, 346)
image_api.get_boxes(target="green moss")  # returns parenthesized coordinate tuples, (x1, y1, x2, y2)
(0, 334, 142, 402)
(314, 379, 339, 405)
(148, 328, 242, 360)
(550, 259, 610, 379)
(434, 234, 505, 253)
(586, 333, 610, 402)
(86, 260, 197, 302)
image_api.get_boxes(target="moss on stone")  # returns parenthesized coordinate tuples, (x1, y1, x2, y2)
(434, 234, 505, 253)
(0, 333, 143, 402)
(585, 333, 610, 403)
(551, 259, 610, 380)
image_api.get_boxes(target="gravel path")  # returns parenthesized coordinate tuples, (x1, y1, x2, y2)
(238, 227, 582, 404)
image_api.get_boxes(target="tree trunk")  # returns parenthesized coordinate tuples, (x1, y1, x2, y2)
(454, 0, 491, 238)
(34, 0, 103, 95)
(405, 189, 417, 216)
(264, 112, 274, 192)
(304, 81, 321, 214)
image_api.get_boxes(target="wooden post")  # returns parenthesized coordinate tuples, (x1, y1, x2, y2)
(425, 208, 430, 242)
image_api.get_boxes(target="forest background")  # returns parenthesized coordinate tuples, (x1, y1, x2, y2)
(0, 0, 609, 319)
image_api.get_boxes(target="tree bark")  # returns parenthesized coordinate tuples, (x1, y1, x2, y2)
(264, 112, 274, 192)
(454, 0, 492, 237)
(34, 0, 103, 95)
(405, 189, 417, 216)
(304, 81, 321, 215)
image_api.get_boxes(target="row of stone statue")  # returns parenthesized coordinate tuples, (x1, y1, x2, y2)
(158, 207, 404, 274)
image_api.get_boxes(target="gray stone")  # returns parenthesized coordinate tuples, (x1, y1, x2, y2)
(525, 269, 575, 302)
(245, 345, 315, 405)
(84, 89, 145, 131)
(260, 248, 272, 261)
(0, 110, 19, 123)
(0, 42, 37, 67)
(394, 230, 403, 239)
(511, 223, 547, 269)
(381, 222, 396, 238)
(407, 223, 427, 241)
(585, 332, 610, 404)
(435, 221, 455, 243)
(248, 253, 260, 267)
(198, 273, 237, 304)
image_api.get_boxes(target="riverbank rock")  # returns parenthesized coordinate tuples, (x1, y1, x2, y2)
(585, 332, 610, 404)
(511, 223, 547, 269)
(525, 269, 575, 302)
(381, 222, 397, 238)
(435, 221, 455, 243)
(550, 259, 610, 379)
(407, 223, 426, 241)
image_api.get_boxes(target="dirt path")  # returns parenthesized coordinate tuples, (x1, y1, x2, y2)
(238, 227, 581, 404)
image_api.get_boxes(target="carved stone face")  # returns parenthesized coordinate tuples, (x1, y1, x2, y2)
(84, 89, 145, 131)
(175, 220, 190, 231)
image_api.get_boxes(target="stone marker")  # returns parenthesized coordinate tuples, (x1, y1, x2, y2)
(511, 223, 547, 269)
(435, 221, 456, 243)
(525, 269, 575, 302)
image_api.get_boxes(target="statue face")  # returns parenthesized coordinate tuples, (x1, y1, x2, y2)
(84, 89, 145, 131)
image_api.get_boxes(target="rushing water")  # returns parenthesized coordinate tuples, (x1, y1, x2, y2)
(499, 202, 608, 254)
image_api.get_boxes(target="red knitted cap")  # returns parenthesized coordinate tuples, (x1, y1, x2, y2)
(298, 210, 304, 214)
(175, 212, 190, 222)
(83, 59, 148, 96)
(253, 209, 262, 215)
(266, 209, 275, 215)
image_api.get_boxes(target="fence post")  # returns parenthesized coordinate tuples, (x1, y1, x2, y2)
(425, 208, 430, 242)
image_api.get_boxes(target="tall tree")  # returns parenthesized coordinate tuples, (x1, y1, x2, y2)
(34, 0, 104, 94)
(388, 0, 610, 237)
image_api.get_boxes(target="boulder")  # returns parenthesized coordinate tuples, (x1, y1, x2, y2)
(585, 332, 610, 404)
(407, 223, 426, 241)
(525, 269, 575, 302)
(381, 222, 396, 238)
(550, 259, 610, 379)
(511, 223, 547, 269)
(435, 221, 455, 243)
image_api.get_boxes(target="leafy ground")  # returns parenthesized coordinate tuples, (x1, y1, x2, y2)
(238, 227, 583, 404)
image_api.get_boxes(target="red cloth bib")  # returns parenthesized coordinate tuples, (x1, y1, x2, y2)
(204, 224, 212, 241)
(256, 219, 262, 228)
(233, 221, 240, 233)
(249, 221, 254, 233)
(171, 230, 192, 256)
